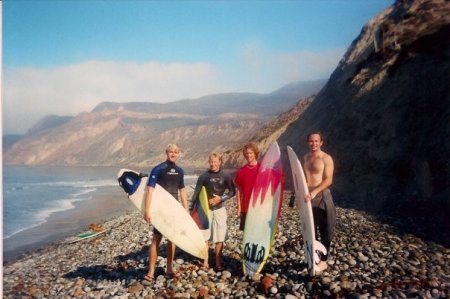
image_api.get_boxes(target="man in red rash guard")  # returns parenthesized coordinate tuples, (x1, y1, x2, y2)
(234, 143, 260, 231)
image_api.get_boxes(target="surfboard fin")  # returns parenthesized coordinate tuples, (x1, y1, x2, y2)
(314, 240, 327, 264)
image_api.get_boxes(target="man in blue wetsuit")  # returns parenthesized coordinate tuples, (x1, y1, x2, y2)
(144, 144, 188, 282)
(191, 152, 235, 271)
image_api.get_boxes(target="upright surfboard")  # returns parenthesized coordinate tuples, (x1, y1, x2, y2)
(190, 186, 211, 230)
(117, 169, 207, 260)
(286, 146, 327, 276)
(243, 141, 284, 277)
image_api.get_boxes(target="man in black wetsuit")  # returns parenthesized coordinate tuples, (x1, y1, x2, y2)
(144, 144, 187, 282)
(191, 152, 235, 271)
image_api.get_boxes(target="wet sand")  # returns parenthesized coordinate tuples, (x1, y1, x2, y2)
(3, 185, 134, 262)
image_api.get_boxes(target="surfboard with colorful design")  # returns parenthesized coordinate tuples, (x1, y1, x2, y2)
(242, 141, 284, 276)
(190, 186, 211, 229)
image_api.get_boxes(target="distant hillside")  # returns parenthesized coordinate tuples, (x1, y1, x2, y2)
(93, 79, 325, 116)
(3, 134, 23, 151)
(277, 0, 450, 245)
(3, 80, 324, 167)
(27, 115, 74, 134)
(222, 95, 314, 168)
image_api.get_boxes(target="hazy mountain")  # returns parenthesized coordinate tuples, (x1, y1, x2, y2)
(3, 134, 24, 151)
(26, 115, 74, 134)
(3, 80, 324, 167)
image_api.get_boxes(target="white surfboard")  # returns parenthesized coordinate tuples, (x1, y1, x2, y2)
(287, 146, 327, 276)
(117, 168, 207, 260)
(243, 141, 284, 277)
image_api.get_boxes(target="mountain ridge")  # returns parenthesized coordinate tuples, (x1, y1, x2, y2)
(3, 80, 324, 167)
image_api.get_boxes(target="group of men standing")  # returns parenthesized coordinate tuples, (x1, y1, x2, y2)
(142, 131, 336, 282)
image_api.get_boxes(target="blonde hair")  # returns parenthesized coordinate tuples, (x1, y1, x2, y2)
(208, 152, 223, 163)
(166, 143, 180, 153)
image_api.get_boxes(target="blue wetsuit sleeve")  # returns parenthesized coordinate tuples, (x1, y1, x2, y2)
(147, 164, 164, 188)
(178, 167, 185, 189)
(220, 174, 236, 202)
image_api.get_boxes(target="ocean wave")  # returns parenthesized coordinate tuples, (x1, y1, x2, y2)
(3, 187, 98, 240)
(28, 179, 117, 188)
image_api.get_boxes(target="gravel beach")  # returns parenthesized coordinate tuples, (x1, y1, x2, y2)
(2, 192, 449, 298)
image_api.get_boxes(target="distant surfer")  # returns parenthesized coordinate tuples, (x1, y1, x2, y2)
(303, 132, 336, 274)
(235, 143, 260, 231)
(191, 152, 236, 271)
(144, 144, 188, 282)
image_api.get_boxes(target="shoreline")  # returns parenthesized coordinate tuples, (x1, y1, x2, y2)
(3, 185, 134, 263)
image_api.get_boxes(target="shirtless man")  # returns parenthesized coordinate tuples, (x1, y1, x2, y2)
(304, 132, 336, 274)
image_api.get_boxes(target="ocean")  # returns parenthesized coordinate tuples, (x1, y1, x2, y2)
(2, 165, 199, 253)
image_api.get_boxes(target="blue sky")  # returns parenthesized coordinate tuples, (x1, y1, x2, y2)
(2, 0, 393, 134)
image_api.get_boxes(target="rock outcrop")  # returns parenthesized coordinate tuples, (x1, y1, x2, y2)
(277, 0, 449, 245)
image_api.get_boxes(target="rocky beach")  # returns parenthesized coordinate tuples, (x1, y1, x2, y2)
(2, 191, 449, 299)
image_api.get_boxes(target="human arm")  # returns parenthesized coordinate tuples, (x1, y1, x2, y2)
(179, 187, 188, 210)
(144, 186, 154, 223)
(235, 187, 242, 216)
(210, 174, 236, 206)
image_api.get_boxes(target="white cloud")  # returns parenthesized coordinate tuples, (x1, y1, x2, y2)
(232, 43, 345, 92)
(275, 49, 345, 81)
(3, 60, 220, 134)
(2, 48, 345, 134)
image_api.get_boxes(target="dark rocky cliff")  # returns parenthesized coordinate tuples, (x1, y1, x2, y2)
(277, 0, 449, 245)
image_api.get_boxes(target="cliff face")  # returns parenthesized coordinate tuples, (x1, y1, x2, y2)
(278, 0, 449, 244)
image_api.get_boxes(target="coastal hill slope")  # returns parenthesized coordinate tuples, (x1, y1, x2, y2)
(276, 0, 449, 244)
(3, 80, 324, 168)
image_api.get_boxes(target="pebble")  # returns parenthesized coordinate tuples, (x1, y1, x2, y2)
(2, 193, 450, 298)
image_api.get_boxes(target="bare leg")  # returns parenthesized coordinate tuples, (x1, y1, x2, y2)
(147, 233, 162, 278)
(166, 240, 176, 275)
(203, 241, 209, 268)
(215, 242, 223, 269)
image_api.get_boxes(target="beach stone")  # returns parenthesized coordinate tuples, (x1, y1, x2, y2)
(2, 200, 450, 299)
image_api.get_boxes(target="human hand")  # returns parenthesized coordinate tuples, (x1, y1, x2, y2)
(304, 193, 312, 202)
(144, 211, 151, 224)
(209, 195, 221, 206)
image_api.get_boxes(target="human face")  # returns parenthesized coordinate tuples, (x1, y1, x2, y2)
(209, 156, 221, 172)
(244, 149, 257, 165)
(166, 148, 180, 162)
(307, 134, 323, 152)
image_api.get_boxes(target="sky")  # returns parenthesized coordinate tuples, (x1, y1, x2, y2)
(2, 0, 393, 134)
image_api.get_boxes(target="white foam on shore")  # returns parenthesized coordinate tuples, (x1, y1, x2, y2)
(3, 187, 97, 240)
